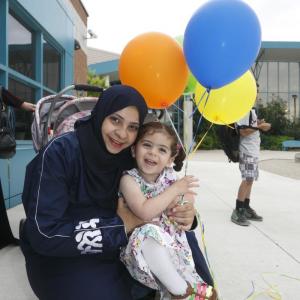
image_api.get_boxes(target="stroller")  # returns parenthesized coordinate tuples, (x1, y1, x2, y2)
(32, 84, 103, 152)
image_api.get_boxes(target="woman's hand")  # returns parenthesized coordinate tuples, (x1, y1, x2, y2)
(117, 197, 144, 234)
(167, 193, 196, 231)
(20, 101, 36, 112)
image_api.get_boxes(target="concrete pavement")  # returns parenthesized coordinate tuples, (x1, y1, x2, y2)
(1, 150, 299, 299)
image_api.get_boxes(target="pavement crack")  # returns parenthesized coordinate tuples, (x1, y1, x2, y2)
(250, 223, 300, 265)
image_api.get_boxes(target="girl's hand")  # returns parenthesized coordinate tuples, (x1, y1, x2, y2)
(117, 197, 144, 234)
(167, 194, 196, 231)
(174, 175, 199, 196)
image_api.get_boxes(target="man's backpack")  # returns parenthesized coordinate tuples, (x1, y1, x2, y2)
(215, 111, 253, 163)
(0, 87, 16, 159)
(215, 124, 240, 162)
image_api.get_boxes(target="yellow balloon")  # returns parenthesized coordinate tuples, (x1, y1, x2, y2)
(195, 71, 257, 124)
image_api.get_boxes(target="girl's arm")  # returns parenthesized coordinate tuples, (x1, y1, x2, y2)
(119, 174, 198, 221)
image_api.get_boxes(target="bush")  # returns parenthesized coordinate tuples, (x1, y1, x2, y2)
(283, 122, 300, 139)
(257, 101, 290, 135)
(87, 71, 108, 96)
(196, 132, 221, 150)
(191, 100, 298, 151)
(192, 110, 221, 150)
(260, 134, 294, 150)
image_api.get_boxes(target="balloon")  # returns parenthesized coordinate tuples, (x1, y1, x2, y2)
(184, 0, 261, 89)
(119, 32, 188, 109)
(175, 35, 197, 93)
(195, 71, 257, 124)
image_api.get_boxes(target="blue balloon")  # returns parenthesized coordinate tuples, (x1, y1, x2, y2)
(183, 0, 261, 89)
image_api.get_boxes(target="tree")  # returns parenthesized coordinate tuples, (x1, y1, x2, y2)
(257, 100, 290, 135)
(87, 70, 108, 96)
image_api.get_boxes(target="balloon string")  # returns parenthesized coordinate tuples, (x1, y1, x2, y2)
(165, 96, 218, 296)
(195, 209, 221, 299)
(189, 123, 213, 158)
(184, 90, 211, 175)
(171, 103, 185, 113)
(192, 89, 210, 141)
(164, 109, 186, 157)
(217, 118, 235, 129)
(189, 88, 209, 118)
(225, 123, 235, 129)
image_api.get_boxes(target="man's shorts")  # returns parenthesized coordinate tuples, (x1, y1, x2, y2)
(239, 152, 259, 181)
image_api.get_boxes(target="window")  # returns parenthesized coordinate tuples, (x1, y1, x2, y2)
(289, 62, 299, 94)
(258, 62, 267, 92)
(8, 12, 34, 79)
(279, 63, 288, 92)
(43, 39, 61, 92)
(268, 62, 278, 93)
(43, 90, 52, 97)
(257, 92, 267, 106)
(8, 78, 35, 140)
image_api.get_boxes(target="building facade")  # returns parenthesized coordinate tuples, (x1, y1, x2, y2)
(87, 47, 120, 83)
(0, 0, 88, 208)
(254, 41, 300, 121)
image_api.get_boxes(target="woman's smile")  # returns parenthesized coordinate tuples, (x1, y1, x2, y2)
(108, 136, 125, 149)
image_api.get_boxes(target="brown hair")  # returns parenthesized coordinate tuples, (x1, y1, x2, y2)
(136, 122, 186, 171)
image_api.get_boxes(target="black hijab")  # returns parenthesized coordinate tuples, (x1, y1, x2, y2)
(75, 85, 148, 210)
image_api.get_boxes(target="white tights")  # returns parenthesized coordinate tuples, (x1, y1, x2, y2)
(141, 237, 188, 296)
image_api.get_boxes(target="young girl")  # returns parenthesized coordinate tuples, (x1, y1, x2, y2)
(119, 122, 216, 300)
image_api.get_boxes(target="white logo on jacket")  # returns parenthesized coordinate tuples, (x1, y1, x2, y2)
(75, 218, 103, 254)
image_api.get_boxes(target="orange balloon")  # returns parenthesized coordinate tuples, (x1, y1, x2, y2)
(119, 32, 188, 109)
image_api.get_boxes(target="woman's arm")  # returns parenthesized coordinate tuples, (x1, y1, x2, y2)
(1, 87, 35, 111)
(1, 87, 24, 108)
(20, 101, 36, 112)
(23, 136, 128, 258)
(119, 174, 198, 221)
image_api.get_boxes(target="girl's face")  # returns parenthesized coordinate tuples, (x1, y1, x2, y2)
(101, 106, 140, 154)
(132, 131, 174, 183)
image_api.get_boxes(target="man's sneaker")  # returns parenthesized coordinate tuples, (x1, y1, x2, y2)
(245, 207, 263, 221)
(231, 208, 250, 226)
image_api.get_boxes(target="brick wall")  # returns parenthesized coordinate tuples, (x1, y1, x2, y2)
(70, 0, 88, 84)
(70, 0, 88, 25)
(74, 49, 87, 84)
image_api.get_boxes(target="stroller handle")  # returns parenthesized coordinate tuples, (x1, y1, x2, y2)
(46, 84, 102, 132)
(74, 84, 103, 93)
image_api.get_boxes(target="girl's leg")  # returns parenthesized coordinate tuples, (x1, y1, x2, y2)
(141, 237, 188, 296)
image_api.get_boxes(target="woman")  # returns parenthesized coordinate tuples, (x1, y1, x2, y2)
(20, 85, 200, 300)
(0, 86, 35, 249)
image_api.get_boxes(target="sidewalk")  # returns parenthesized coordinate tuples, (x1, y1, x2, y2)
(1, 150, 299, 299)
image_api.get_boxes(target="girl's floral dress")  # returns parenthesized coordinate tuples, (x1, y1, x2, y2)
(120, 167, 201, 291)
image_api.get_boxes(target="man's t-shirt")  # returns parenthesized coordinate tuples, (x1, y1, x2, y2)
(237, 109, 260, 158)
